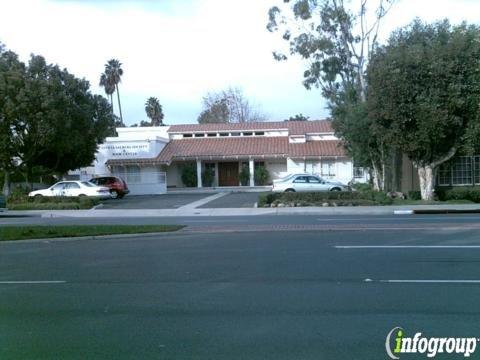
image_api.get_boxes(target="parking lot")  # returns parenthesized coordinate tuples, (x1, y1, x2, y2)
(100, 192, 265, 210)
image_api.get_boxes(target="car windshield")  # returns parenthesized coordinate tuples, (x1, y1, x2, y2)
(81, 181, 96, 187)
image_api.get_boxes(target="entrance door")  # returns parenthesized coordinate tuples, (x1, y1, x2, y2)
(218, 162, 239, 186)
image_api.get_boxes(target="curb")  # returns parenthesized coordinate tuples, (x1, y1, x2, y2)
(0, 229, 187, 244)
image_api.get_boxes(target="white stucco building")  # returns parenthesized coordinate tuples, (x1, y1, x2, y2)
(73, 120, 368, 195)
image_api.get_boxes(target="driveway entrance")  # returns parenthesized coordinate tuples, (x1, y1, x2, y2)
(218, 162, 239, 186)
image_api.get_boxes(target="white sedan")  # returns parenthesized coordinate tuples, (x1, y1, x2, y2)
(272, 174, 350, 192)
(28, 181, 111, 199)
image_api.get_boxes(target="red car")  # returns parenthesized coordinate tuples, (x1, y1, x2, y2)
(89, 176, 129, 199)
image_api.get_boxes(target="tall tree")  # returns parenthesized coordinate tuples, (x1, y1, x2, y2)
(99, 72, 115, 111)
(145, 97, 164, 126)
(197, 87, 264, 124)
(104, 59, 124, 125)
(267, 0, 396, 190)
(368, 20, 480, 200)
(0, 46, 115, 194)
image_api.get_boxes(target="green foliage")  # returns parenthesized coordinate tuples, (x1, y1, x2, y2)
(239, 166, 250, 186)
(285, 113, 309, 121)
(438, 187, 480, 203)
(181, 164, 197, 187)
(145, 97, 164, 126)
(0, 45, 115, 191)
(254, 166, 269, 185)
(197, 98, 229, 124)
(408, 191, 422, 200)
(368, 20, 480, 166)
(258, 191, 393, 207)
(7, 195, 100, 210)
(202, 167, 215, 187)
(0, 225, 183, 241)
(351, 182, 373, 193)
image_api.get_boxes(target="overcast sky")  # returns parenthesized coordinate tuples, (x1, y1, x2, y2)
(1, 0, 480, 126)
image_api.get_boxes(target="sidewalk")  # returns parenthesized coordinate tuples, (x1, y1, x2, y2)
(6, 203, 480, 218)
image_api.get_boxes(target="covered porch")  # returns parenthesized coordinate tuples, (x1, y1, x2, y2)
(165, 157, 288, 189)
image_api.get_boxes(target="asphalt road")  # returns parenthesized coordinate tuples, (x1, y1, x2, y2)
(99, 193, 210, 209)
(2, 225, 480, 359)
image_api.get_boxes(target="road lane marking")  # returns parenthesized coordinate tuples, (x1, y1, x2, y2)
(0, 281, 66, 284)
(335, 245, 480, 249)
(365, 279, 480, 284)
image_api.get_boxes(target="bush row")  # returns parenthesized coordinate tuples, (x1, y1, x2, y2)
(7, 195, 100, 209)
(7, 202, 96, 210)
(436, 187, 480, 203)
(258, 191, 393, 207)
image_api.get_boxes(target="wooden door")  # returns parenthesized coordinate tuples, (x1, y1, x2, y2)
(218, 162, 239, 186)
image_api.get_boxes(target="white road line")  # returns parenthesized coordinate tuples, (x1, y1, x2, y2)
(0, 281, 66, 284)
(365, 279, 480, 284)
(335, 245, 480, 249)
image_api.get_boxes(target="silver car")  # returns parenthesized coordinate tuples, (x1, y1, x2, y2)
(272, 174, 350, 192)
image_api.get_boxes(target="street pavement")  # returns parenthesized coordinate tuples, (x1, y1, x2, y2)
(2, 220, 480, 359)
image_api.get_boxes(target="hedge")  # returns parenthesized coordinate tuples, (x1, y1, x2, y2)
(258, 191, 393, 207)
(437, 187, 480, 203)
(7, 195, 100, 210)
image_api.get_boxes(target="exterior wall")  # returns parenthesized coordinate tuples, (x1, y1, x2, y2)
(265, 160, 288, 182)
(166, 163, 184, 188)
(287, 157, 355, 185)
(111, 165, 166, 195)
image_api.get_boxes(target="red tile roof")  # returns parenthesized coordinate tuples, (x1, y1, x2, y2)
(168, 120, 333, 134)
(105, 137, 345, 166)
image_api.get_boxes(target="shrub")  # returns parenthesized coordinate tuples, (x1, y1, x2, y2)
(408, 190, 421, 200)
(202, 167, 215, 187)
(254, 166, 269, 186)
(442, 187, 480, 203)
(258, 190, 393, 206)
(239, 166, 250, 186)
(181, 164, 197, 187)
(352, 183, 373, 193)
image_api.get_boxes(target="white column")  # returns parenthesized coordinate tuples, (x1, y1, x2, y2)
(249, 158, 254, 187)
(214, 162, 219, 187)
(196, 159, 202, 188)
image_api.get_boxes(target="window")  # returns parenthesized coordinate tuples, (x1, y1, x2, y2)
(231, 132, 241, 137)
(194, 133, 205, 138)
(307, 176, 321, 184)
(254, 131, 265, 136)
(293, 176, 308, 183)
(219, 133, 229, 137)
(437, 163, 452, 186)
(183, 134, 193, 138)
(321, 161, 335, 176)
(452, 157, 472, 185)
(52, 183, 66, 191)
(242, 132, 253, 136)
(474, 156, 480, 185)
(67, 183, 80, 189)
(207, 133, 217, 137)
(254, 161, 265, 169)
(353, 167, 365, 179)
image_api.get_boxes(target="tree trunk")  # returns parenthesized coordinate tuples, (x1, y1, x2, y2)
(2, 171, 10, 197)
(115, 84, 123, 124)
(371, 162, 383, 191)
(418, 165, 435, 201)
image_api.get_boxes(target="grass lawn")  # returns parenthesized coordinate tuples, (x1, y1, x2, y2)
(0, 225, 184, 241)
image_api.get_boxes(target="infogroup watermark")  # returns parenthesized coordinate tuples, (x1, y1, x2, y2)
(385, 327, 478, 359)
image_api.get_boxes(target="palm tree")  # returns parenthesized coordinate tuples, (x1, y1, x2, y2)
(105, 59, 124, 124)
(145, 97, 164, 126)
(99, 72, 115, 112)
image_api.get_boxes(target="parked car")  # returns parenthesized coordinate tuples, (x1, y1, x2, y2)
(272, 174, 350, 192)
(28, 181, 111, 199)
(0, 194, 6, 211)
(89, 176, 129, 199)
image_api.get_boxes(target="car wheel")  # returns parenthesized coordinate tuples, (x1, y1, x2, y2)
(79, 194, 87, 197)
(110, 190, 119, 199)
(330, 187, 341, 191)
(34, 194, 43, 199)
(285, 188, 296, 192)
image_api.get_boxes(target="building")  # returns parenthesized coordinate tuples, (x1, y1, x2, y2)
(74, 120, 368, 194)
